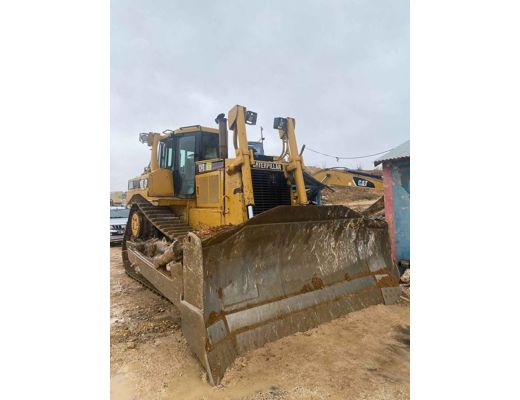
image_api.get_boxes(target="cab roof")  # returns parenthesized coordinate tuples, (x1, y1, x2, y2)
(173, 125, 219, 135)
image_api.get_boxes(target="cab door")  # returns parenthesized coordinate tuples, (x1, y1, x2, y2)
(174, 134, 197, 197)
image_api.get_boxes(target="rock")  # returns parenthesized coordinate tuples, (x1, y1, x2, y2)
(126, 341, 136, 349)
(400, 269, 410, 284)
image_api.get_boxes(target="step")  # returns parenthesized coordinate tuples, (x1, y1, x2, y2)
(164, 226, 191, 233)
(154, 219, 185, 226)
(142, 209, 173, 216)
(165, 229, 191, 236)
(140, 206, 171, 213)
(148, 216, 180, 222)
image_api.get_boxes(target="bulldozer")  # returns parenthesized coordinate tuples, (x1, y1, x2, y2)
(122, 104, 401, 385)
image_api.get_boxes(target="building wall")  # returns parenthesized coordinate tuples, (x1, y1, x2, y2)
(382, 165, 396, 262)
(383, 158, 410, 262)
(110, 191, 127, 206)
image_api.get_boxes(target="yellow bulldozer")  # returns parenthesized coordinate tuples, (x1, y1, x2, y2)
(122, 104, 401, 384)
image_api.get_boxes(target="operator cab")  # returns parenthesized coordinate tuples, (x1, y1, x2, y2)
(248, 141, 264, 155)
(158, 126, 219, 198)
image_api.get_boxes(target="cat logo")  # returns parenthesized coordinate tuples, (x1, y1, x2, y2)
(352, 177, 375, 188)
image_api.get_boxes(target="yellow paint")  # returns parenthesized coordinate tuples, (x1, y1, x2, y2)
(188, 208, 223, 230)
(148, 168, 174, 196)
(174, 125, 219, 134)
(150, 134, 160, 171)
(228, 105, 255, 207)
(195, 170, 222, 208)
(223, 161, 248, 224)
(126, 105, 315, 231)
(130, 212, 141, 236)
(312, 169, 383, 190)
(126, 188, 149, 204)
(284, 117, 307, 205)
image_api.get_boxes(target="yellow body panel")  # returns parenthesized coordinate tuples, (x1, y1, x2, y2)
(127, 158, 250, 229)
(127, 187, 149, 203)
(174, 125, 219, 134)
(312, 169, 383, 190)
(188, 208, 223, 230)
(195, 170, 222, 208)
(148, 169, 174, 196)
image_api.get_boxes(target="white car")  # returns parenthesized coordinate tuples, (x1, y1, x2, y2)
(110, 206, 129, 244)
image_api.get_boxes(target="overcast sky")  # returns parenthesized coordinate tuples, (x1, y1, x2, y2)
(111, 0, 409, 191)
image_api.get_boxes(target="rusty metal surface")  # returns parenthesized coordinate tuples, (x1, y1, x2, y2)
(179, 205, 401, 384)
(123, 203, 400, 385)
(179, 299, 216, 384)
(224, 276, 376, 333)
(182, 233, 204, 308)
(381, 286, 402, 305)
(201, 205, 366, 246)
(127, 247, 182, 306)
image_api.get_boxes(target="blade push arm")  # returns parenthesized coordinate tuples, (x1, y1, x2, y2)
(273, 117, 308, 205)
(227, 105, 257, 215)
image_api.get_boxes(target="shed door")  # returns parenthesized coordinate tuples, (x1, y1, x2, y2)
(392, 161, 410, 261)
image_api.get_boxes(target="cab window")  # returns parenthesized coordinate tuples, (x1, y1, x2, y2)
(159, 140, 174, 168)
(176, 135, 196, 195)
(201, 133, 219, 160)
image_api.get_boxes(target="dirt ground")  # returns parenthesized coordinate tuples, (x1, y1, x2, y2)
(111, 247, 409, 400)
(320, 186, 383, 212)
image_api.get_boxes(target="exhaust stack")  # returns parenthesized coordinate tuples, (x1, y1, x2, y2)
(215, 113, 228, 159)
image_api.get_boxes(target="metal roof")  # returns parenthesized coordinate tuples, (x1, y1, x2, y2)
(374, 140, 410, 166)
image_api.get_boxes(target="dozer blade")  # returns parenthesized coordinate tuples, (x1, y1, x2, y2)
(178, 205, 401, 385)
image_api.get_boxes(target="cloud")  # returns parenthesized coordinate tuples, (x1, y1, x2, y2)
(111, 0, 409, 190)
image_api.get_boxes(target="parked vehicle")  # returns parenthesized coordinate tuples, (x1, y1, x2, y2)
(110, 206, 129, 245)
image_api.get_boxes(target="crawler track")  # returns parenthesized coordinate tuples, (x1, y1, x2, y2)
(121, 198, 191, 299)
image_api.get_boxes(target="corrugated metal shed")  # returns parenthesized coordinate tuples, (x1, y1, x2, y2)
(374, 140, 410, 166)
(375, 139, 410, 263)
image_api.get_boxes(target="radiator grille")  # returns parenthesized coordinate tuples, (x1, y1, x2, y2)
(251, 169, 291, 215)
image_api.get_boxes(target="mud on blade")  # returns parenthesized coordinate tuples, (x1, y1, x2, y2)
(179, 205, 401, 385)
